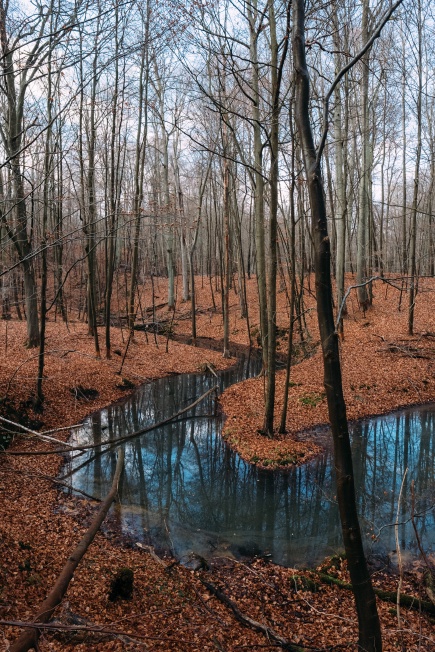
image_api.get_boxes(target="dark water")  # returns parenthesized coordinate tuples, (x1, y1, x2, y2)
(64, 355, 435, 567)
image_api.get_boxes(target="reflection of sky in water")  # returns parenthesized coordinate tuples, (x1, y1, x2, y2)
(64, 358, 435, 567)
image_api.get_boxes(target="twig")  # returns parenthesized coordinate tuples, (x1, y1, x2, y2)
(4, 349, 78, 396)
(0, 619, 197, 645)
(316, 0, 405, 168)
(336, 275, 410, 331)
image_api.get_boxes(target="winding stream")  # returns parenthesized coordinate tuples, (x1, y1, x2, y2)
(65, 355, 435, 568)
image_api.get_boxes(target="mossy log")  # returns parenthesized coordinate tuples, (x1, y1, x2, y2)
(317, 572, 435, 615)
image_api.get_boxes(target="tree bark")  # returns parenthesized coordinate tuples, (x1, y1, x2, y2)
(263, 0, 290, 434)
(247, 0, 268, 368)
(292, 2, 382, 649)
(356, 0, 371, 310)
(408, 0, 422, 335)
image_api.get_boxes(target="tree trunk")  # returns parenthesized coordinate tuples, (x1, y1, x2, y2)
(128, 21, 149, 332)
(333, 9, 347, 329)
(264, 0, 290, 434)
(9, 449, 125, 652)
(292, 2, 382, 649)
(248, 0, 268, 368)
(356, 0, 370, 310)
(408, 0, 422, 335)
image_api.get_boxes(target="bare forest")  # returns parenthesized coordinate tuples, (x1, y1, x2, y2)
(1, 0, 435, 650)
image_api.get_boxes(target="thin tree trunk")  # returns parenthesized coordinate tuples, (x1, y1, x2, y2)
(128, 19, 149, 332)
(356, 0, 370, 309)
(263, 0, 290, 434)
(333, 9, 347, 330)
(408, 0, 422, 335)
(279, 99, 296, 433)
(248, 0, 268, 368)
(292, 2, 382, 649)
(36, 19, 55, 406)
(105, 2, 122, 358)
(222, 123, 231, 358)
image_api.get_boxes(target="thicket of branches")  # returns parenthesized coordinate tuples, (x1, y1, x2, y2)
(1, 0, 432, 355)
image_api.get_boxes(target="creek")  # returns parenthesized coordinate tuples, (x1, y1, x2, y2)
(65, 354, 435, 567)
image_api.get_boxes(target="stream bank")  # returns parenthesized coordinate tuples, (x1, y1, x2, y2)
(2, 277, 435, 650)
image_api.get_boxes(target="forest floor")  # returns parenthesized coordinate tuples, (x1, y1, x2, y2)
(0, 275, 435, 651)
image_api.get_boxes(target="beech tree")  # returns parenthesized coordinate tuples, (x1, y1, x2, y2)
(0, 0, 55, 347)
(292, 0, 404, 649)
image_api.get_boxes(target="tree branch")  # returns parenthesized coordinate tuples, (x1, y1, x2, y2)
(315, 0, 405, 168)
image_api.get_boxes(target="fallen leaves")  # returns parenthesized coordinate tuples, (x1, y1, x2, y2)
(0, 274, 435, 650)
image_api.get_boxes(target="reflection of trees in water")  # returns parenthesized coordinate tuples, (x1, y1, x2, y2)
(351, 411, 435, 556)
(68, 369, 435, 566)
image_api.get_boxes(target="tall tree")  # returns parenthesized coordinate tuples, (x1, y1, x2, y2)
(408, 0, 423, 335)
(263, 0, 290, 434)
(292, 0, 404, 648)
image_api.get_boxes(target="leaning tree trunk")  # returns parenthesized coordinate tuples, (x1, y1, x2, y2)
(292, 1, 382, 649)
(9, 449, 125, 652)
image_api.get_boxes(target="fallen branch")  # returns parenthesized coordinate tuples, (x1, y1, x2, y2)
(0, 466, 101, 502)
(0, 618, 198, 646)
(135, 542, 168, 568)
(206, 363, 218, 378)
(1, 618, 145, 647)
(376, 343, 432, 359)
(410, 480, 435, 607)
(58, 414, 215, 483)
(200, 580, 312, 652)
(0, 415, 83, 450)
(9, 448, 125, 652)
(3, 385, 218, 456)
(317, 573, 435, 615)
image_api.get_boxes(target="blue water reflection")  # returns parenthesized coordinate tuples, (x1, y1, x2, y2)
(65, 357, 435, 567)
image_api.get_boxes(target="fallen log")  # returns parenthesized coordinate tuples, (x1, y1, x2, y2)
(9, 448, 125, 652)
(201, 579, 310, 652)
(317, 573, 435, 615)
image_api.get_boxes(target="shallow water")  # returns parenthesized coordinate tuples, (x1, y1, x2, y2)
(65, 356, 435, 567)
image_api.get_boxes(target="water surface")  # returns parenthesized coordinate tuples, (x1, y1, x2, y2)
(65, 357, 435, 567)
